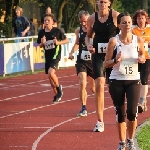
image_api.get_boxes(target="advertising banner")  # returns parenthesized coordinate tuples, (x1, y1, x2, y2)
(33, 42, 45, 70)
(4, 42, 33, 74)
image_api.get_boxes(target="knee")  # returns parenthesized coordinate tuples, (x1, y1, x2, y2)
(90, 86, 95, 93)
(115, 106, 126, 123)
(79, 79, 86, 88)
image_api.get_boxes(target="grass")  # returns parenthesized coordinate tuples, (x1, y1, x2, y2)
(0, 69, 44, 79)
(136, 119, 150, 150)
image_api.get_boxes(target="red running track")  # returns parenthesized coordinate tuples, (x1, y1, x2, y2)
(0, 67, 149, 150)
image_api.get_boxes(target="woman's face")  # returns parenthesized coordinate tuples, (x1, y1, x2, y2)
(137, 14, 146, 27)
(118, 16, 132, 33)
(97, 0, 110, 11)
(44, 16, 53, 27)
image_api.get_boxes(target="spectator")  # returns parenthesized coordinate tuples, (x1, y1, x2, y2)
(12, 6, 30, 42)
(28, 18, 35, 36)
(41, 6, 52, 29)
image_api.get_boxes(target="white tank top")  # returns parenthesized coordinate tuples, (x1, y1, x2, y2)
(109, 34, 140, 80)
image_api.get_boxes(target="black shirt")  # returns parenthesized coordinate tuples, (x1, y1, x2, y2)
(93, 9, 119, 54)
(37, 27, 66, 61)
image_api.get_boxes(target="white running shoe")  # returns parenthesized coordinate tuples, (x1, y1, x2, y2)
(93, 121, 104, 132)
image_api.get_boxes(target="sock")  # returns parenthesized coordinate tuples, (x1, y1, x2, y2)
(98, 119, 102, 122)
(128, 138, 133, 141)
(82, 105, 86, 110)
(56, 85, 61, 93)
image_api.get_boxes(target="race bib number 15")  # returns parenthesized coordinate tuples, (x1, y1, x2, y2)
(119, 60, 138, 76)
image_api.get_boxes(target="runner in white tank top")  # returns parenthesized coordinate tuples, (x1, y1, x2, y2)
(110, 34, 140, 80)
(104, 12, 145, 150)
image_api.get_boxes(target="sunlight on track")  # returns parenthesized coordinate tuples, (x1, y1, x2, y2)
(32, 105, 114, 150)
(0, 74, 76, 90)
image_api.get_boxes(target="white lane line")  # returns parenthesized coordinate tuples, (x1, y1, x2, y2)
(0, 74, 76, 89)
(0, 127, 52, 130)
(32, 105, 114, 150)
(0, 92, 83, 119)
(0, 84, 79, 102)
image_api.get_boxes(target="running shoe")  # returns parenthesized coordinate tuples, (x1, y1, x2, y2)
(52, 85, 63, 104)
(52, 95, 61, 104)
(117, 141, 126, 150)
(56, 85, 63, 99)
(127, 139, 136, 150)
(93, 121, 104, 132)
(138, 104, 144, 113)
(138, 100, 148, 113)
(77, 109, 87, 117)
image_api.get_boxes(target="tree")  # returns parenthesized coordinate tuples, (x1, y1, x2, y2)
(141, 0, 148, 12)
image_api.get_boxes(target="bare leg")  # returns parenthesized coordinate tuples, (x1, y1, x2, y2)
(78, 72, 87, 105)
(48, 67, 59, 87)
(127, 120, 137, 139)
(95, 77, 105, 122)
(87, 76, 95, 93)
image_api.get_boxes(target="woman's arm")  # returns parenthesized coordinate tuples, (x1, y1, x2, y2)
(104, 37, 120, 68)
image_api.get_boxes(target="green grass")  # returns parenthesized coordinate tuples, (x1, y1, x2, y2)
(136, 119, 150, 150)
(0, 69, 44, 79)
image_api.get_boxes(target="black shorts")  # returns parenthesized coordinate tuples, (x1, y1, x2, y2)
(92, 53, 106, 79)
(138, 59, 150, 85)
(75, 59, 94, 78)
(45, 59, 59, 74)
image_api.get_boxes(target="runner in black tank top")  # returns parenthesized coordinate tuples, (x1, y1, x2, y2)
(92, 9, 119, 82)
(77, 26, 92, 63)
(69, 10, 95, 117)
(85, 0, 119, 132)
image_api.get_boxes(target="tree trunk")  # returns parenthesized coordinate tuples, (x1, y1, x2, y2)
(57, 0, 68, 28)
(141, 0, 148, 12)
(68, 0, 83, 30)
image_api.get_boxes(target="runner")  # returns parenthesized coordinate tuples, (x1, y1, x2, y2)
(68, 10, 95, 117)
(41, 7, 52, 29)
(132, 9, 150, 113)
(104, 12, 145, 150)
(85, 0, 119, 132)
(37, 13, 68, 103)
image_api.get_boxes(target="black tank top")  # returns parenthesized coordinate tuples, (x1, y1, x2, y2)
(93, 9, 118, 54)
(78, 26, 87, 56)
(77, 27, 91, 62)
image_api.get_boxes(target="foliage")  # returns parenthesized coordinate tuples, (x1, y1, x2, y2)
(136, 122, 150, 150)
(0, 0, 149, 36)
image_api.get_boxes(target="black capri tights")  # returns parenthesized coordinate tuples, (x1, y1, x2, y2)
(139, 59, 150, 85)
(109, 79, 141, 123)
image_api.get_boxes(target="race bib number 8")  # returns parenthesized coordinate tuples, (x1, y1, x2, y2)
(81, 50, 91, 60)
(98, 43, 108, 53)
(119, 60, 138, 76)
(44, 40, 55, 50)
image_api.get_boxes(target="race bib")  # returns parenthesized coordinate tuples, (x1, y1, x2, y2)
(44, 40, 55, 50)
(119, 60, 138, 76)
(81, 50, 91, 60)
(98, 43, 108, 53)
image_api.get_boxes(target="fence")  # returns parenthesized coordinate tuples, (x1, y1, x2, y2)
(0, 33, 77, 77)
